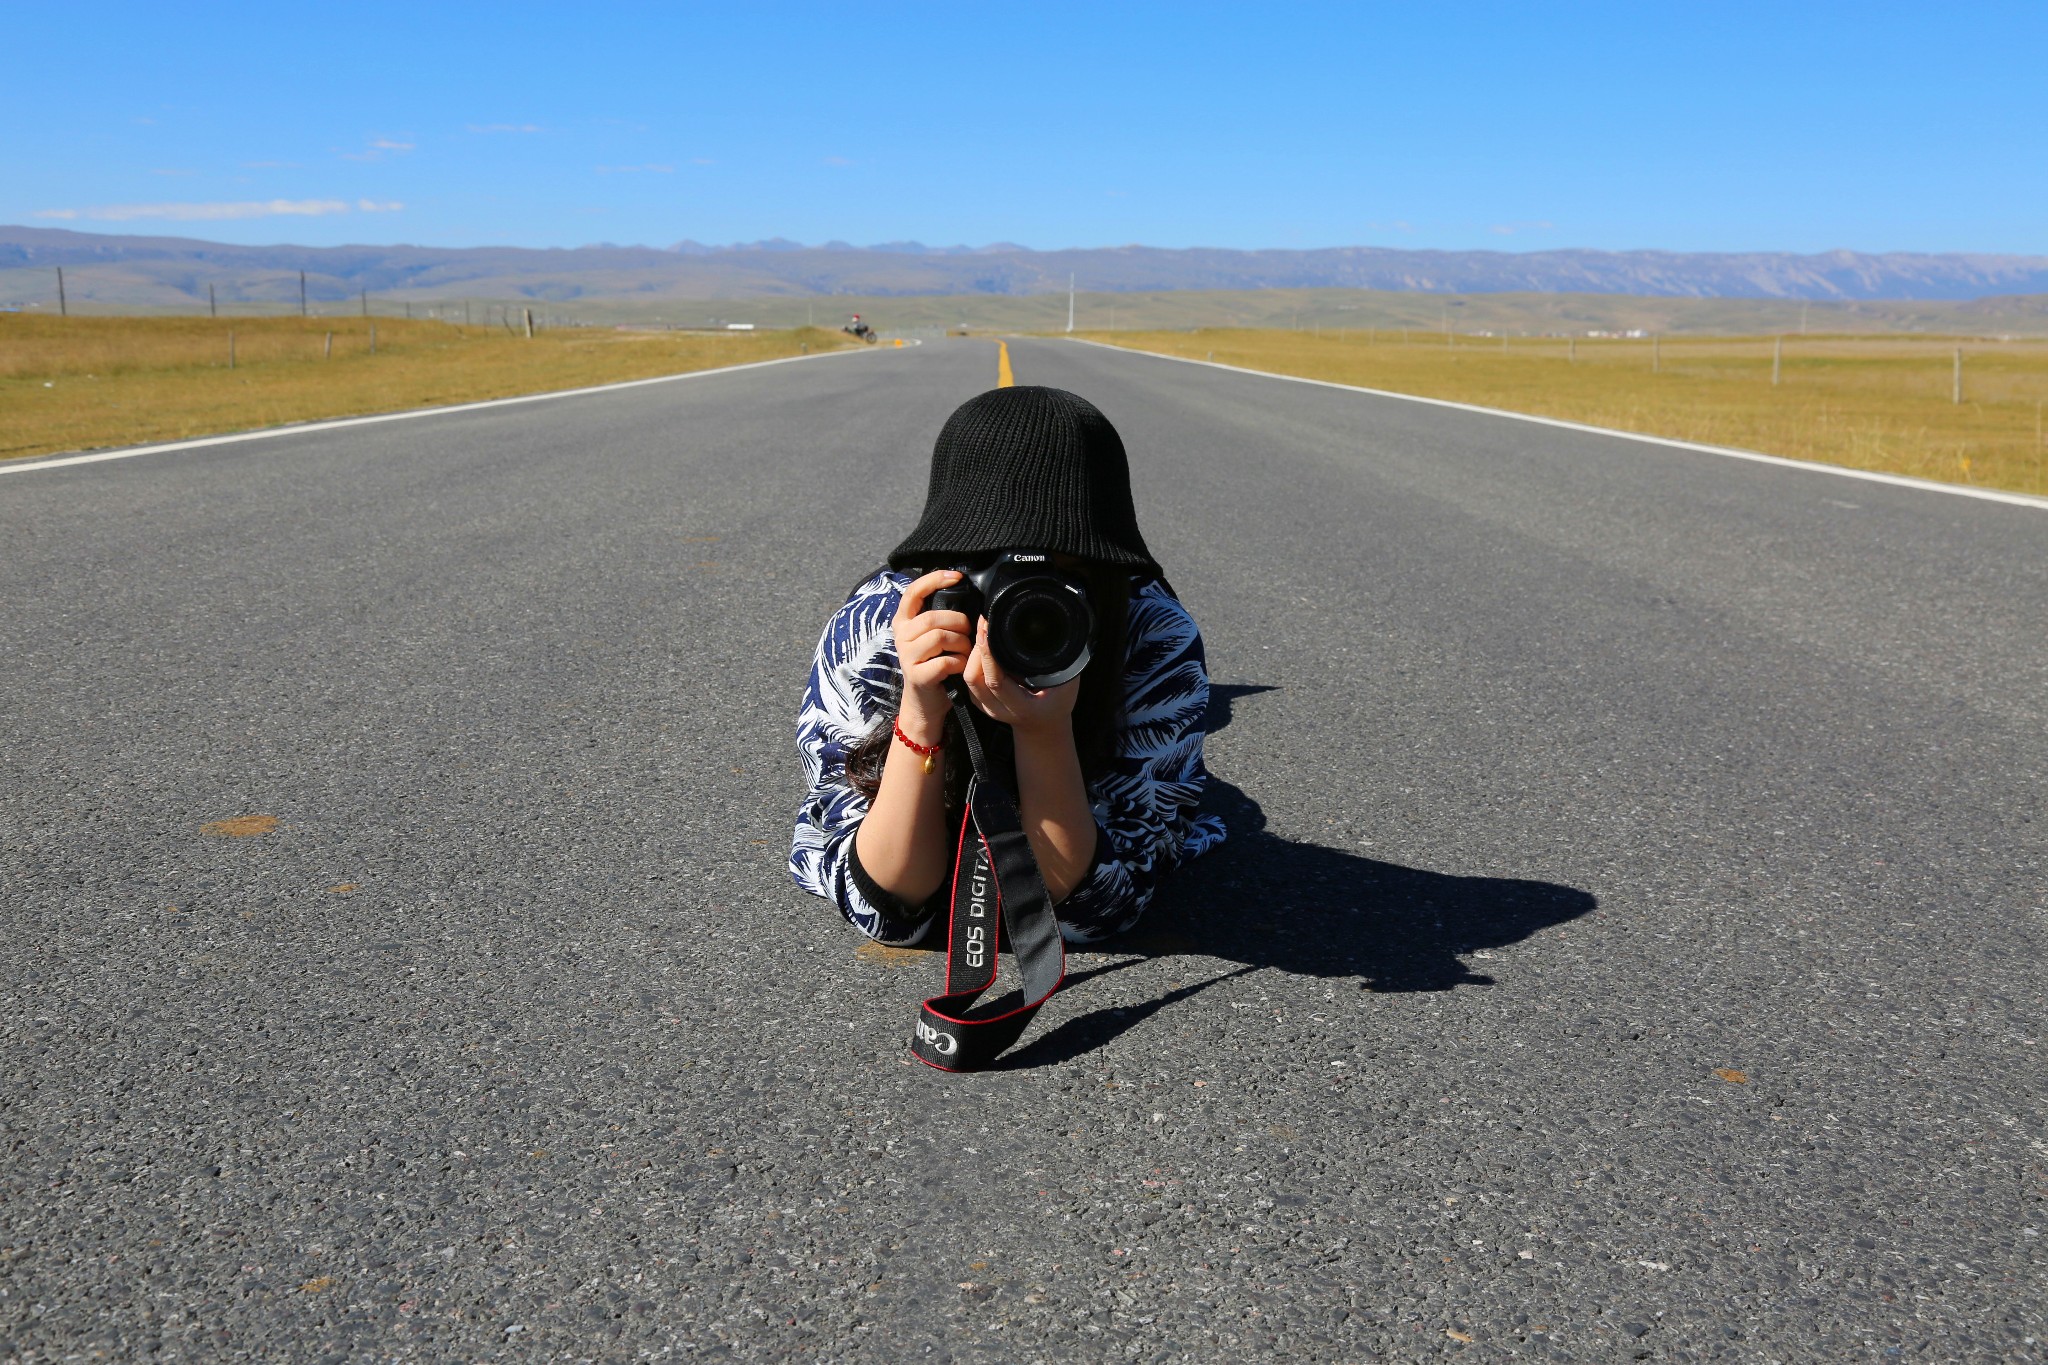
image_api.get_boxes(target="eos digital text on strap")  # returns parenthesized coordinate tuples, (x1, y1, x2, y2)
(906, 688, 1068, 1072)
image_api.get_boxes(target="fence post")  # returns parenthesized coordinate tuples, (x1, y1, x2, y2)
(361, 290, 367, 317)
(1953, 348, 1962, 405)
(300, 270, 307, 317)
(1773, 336, 1782, 386)
(1569, 337, 1576, 364)
(1653, 335, 1660, 372)
(324, 331, 332, 359)
(56, 267, 67, 316)
(229, 330, 236, 369)
(209, 283, 217, 318)
(524, 308, 534, 339)
(370, 323, 377, 355)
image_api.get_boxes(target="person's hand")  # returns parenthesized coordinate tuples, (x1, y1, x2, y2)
(963, 618, 1081, 738)
(891, 570, 973, 744)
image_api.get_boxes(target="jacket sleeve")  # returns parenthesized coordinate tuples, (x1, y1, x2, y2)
(1053, 586, 1225, 943)
(789, 574, 943, 945)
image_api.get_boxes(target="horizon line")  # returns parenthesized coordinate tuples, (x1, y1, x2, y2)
(7, 223, 2047, 262)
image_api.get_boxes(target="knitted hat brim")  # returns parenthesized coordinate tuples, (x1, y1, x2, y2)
(887, 385, 1158, 575)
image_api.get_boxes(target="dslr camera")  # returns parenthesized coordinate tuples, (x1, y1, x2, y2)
(928, 552, 1096, 690)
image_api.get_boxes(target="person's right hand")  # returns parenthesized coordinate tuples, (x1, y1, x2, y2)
(891, 570, 973, 745)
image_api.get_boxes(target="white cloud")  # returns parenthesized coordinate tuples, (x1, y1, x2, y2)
(33, 198, 369, 222)
(357, 199, 404, 212)
(468, 123, 541, 134)
(1489, 220, 1555, 237)
(342, 137, 416, 161)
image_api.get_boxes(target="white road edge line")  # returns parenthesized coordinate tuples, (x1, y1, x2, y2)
(0, 345, 870, 477)
(1060, 336, 2048, 512)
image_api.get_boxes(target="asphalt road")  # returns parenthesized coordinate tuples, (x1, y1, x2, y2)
(2, 337, 2043, 1362)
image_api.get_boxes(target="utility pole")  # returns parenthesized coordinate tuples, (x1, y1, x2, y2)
(1066, 274, 1075, 334)
(299, 270, 307, 317)
(209, 283, 217, 318)
(56, 267, 67, 316)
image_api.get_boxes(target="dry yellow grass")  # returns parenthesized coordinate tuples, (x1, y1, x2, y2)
(0, 315, 854, 461)
(1077, 328, 2048, 496)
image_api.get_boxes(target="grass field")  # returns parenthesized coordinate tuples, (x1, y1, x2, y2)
(0, 316, 855, 462)
(1077, 328, 2048, 496)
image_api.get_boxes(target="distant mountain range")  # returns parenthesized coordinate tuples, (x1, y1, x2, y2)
(6, 225, 2047, 307)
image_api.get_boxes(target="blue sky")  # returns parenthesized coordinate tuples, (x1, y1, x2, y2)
(5, 2, 2043, 256)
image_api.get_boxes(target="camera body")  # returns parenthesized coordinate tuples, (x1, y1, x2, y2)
(926, 552, 1096, 691)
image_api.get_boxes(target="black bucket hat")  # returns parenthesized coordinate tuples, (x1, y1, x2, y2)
(887, 385, 1159, 575)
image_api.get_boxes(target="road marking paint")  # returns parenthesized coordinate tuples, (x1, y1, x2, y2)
(997, 340, 1014, 388)
(0, 346, 867, 477)
(1062, 338, 2048, 512)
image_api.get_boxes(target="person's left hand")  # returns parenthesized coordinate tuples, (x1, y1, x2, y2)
(962, 618, 1080, 738)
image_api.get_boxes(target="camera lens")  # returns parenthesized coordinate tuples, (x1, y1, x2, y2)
(987, 575, 1094, 688)
(1006, 592, 1071, 662)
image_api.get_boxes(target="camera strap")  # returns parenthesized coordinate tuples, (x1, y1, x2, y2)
(907, 691, 1067, 1072)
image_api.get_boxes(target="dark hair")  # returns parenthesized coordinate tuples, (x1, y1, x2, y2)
(843, 563, 1135, 804)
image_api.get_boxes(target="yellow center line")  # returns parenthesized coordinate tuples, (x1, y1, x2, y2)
(996, 340, 1014, 388)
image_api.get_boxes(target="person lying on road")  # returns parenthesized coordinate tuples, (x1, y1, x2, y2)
(791, 384, 1225, 945)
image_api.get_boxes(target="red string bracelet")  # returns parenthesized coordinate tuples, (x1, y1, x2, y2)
(893, 718, 943, 774)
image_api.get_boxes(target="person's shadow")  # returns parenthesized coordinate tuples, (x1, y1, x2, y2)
(1000, 684, 1599, 1068)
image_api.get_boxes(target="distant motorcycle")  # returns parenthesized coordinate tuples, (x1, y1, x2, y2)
(842, 314, 879, 344)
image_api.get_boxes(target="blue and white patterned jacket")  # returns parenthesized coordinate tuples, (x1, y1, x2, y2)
(791, 570, 1226, 945)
